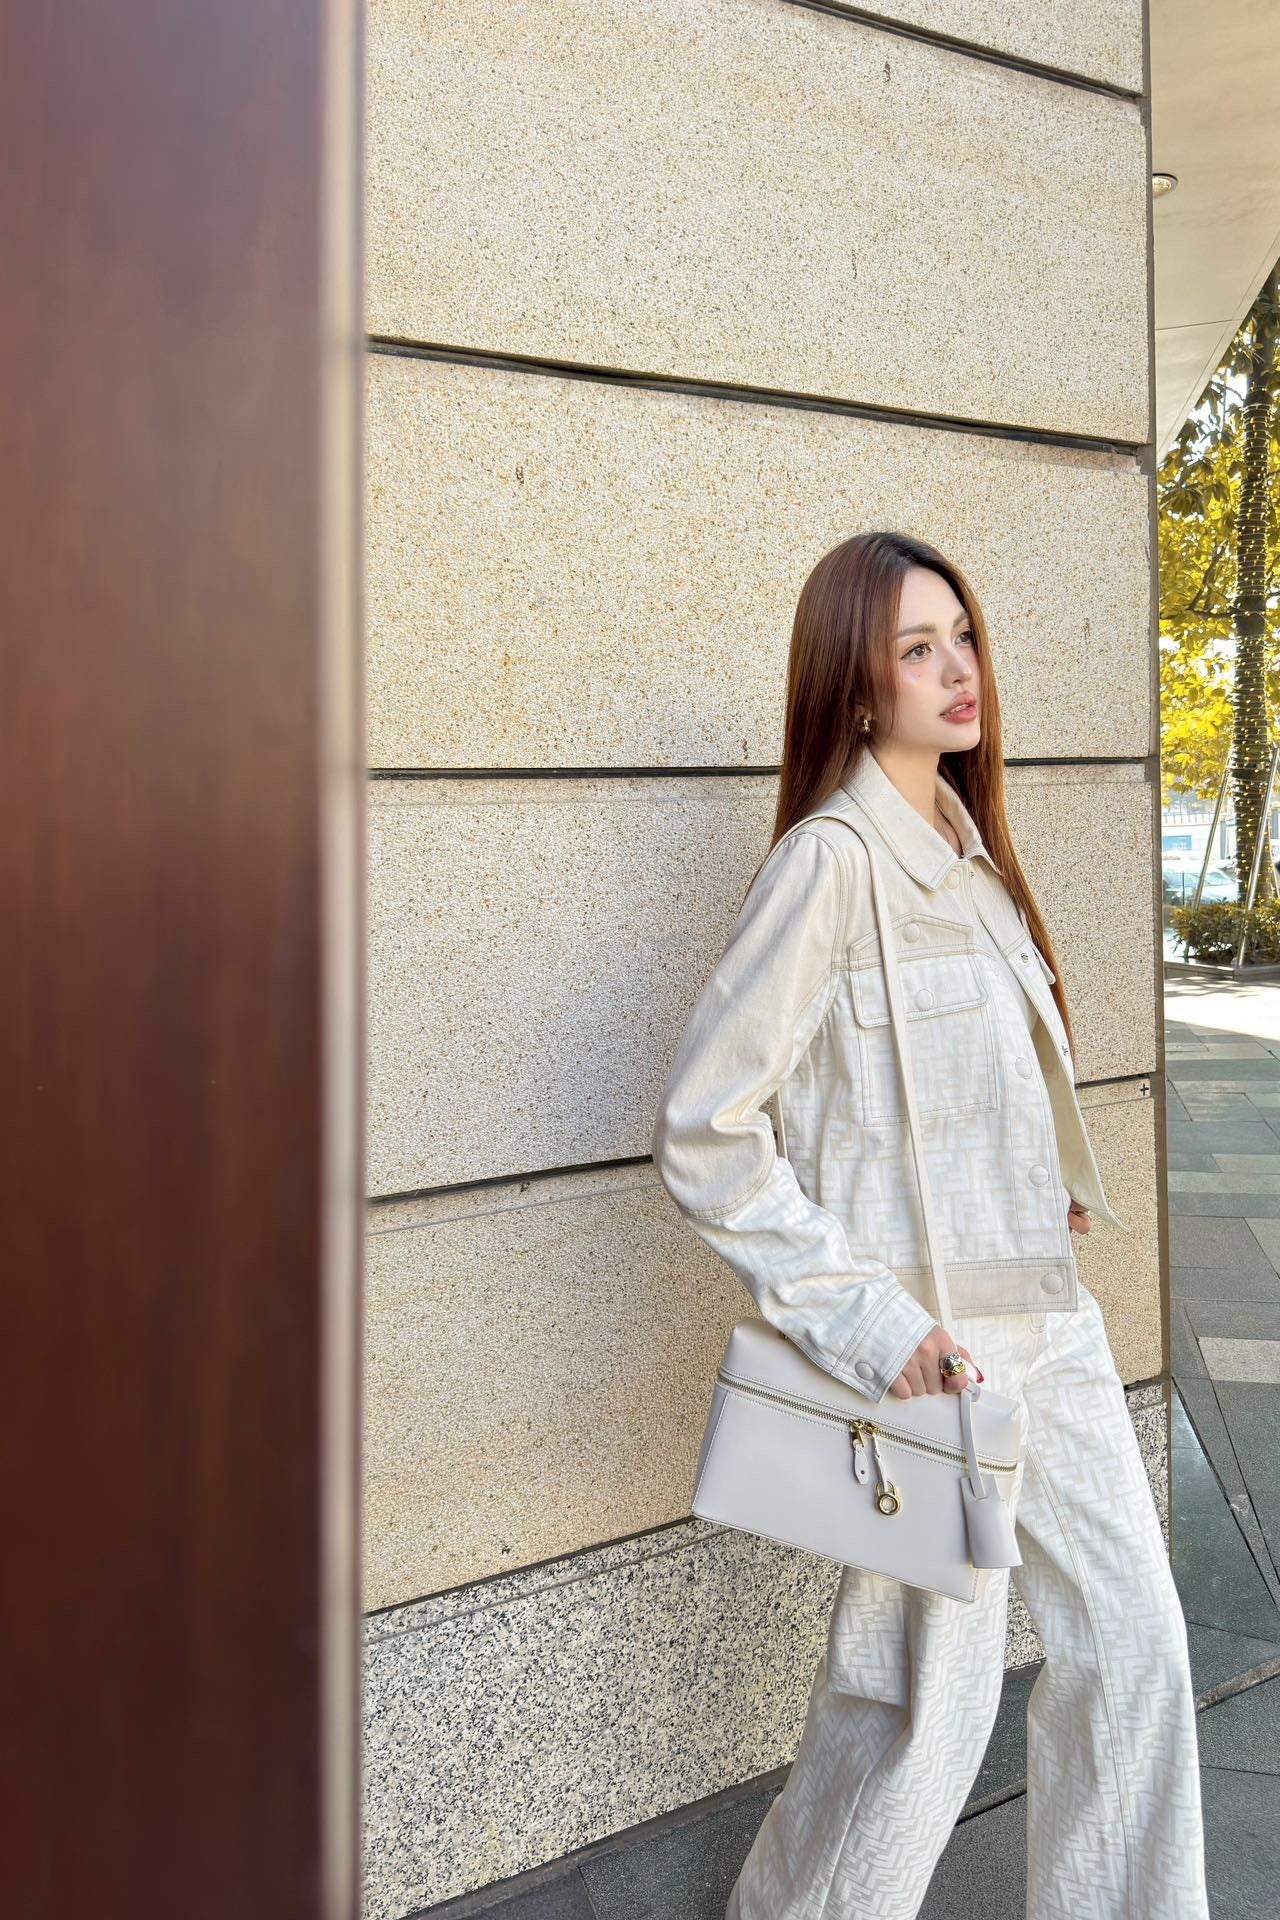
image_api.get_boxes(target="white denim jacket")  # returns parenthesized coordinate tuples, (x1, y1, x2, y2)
(651, 746, 1133, 1406)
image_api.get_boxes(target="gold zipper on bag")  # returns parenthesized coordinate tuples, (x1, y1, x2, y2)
(716, 1368, 1018, 1475)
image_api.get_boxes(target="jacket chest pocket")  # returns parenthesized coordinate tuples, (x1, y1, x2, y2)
(847, 947, 999, 1128)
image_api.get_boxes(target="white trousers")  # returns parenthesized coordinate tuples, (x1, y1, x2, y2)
(728, 1282, 1211, 1920)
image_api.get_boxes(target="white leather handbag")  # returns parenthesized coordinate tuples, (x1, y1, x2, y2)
(690, 812, 1025, 1603)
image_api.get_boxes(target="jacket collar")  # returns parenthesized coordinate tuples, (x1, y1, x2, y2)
(817, 748, 995, 891)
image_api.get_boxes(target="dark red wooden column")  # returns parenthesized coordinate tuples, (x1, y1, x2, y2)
(0, 4, 365, 1914)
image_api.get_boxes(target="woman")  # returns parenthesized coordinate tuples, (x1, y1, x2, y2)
(651, 531, 1210, 1919)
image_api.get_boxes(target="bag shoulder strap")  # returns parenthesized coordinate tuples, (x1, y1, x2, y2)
(772, 808, 954, 1330)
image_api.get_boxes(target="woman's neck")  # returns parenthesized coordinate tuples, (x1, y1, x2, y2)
(934, 803, 964, 857)
(863, 744, 959, 853)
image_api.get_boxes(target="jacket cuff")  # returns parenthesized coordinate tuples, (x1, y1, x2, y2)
(831, 1288, 939, 1405)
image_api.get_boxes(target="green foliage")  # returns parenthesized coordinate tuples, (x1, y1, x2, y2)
(1170, 898, 1280, 964)
(1159, 261, 1280, 912)
(1159, 388, 1280, 804)
(1158, 417, 1247, 799)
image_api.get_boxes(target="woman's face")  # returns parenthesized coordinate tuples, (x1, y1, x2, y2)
(888, 565, 981, 750)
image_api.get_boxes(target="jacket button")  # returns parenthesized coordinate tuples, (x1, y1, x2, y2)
(903, 921, 921, 941)
(1028, 1164, 1049, 1184)
(1019, 949, 1031, 964)
(1015, 1057, 1032, 1077)
(914, 988, 934, 1010)
(855, 1360, 876, 1381)
(1041, 1271, 1065, 1293)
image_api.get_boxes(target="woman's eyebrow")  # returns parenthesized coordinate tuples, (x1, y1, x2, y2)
(894, 613, 970, 639)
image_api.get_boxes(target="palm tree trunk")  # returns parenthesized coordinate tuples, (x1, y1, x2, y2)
(1231, 260, 1280, 920)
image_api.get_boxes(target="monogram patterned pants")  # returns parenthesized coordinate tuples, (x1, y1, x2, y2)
(727, 1282, 1211, 1919)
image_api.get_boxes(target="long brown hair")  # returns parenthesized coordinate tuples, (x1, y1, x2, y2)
(759, 529, 1076, 1061)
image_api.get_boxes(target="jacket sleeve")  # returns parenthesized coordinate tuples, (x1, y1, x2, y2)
(651, 824, 939, 1404)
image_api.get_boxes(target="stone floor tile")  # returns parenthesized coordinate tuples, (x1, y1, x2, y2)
(1178, 1093, 1266, 1114)
(1171, 1265, 1280, 1304)
(1171, 1303, 1209, 1379)
(1199, 1338, 1280, 1384)
(1241, 1216, 1280, 1267)
(1198, 1766, 1280, 1917)
(1186, 1620, 1280, 1702)
(918, 1796, 1026, 1917)
(1179, 1041, 1274, 1057)
(1169, 1217, 1280, 1273)
(1169, 1170, 1280, 1194)
(1167, 1123, 1280, 1154)
(1181, 1109, 1270, 1130)
(1170, 1192, 1280, 1218)
(428, 1867, 599, 1919)
(1168, 1060, 1280, 1080)
(1195, 1674, 1280, 1772)
(1183, 1300, 1280, 1342)
(1173, 1377, 1247, 1498)
(1168, 1150, 1226, 1173)
(1251, 1489, 1280, 1585)
(1230, 1498, 1280, 1608)
(579, 1786, 777, 1920)
(1171, 1391, 1280, 1642)
(1213, 1384, 1280, 1494)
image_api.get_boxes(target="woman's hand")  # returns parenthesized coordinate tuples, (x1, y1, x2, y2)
(887, 1324, 983, 1399)
(884, 1205, 1091, 1398)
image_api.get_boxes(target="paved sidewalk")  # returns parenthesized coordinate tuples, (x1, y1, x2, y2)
(1165, 962, 1280, 1611)
(429, 964, 1280, 1920)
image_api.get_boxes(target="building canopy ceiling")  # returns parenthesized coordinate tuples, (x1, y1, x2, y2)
(1153, 0, 1280, 456)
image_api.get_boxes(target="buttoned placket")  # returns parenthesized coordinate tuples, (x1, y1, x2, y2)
(835, 757, 1130, 1238)
(929, 857, 1078, 1298)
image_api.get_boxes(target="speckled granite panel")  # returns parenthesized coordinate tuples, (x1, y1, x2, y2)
(366, 766, 1157, 1196)
(364, 1113, 1162, 1609)
(1130, 1381, 1172, 1549)
(843, 1, 1143, 90)
(366, 0, 1148, 439)
(365, 354, 1150, 770)
(1072, 1088, 1164, 1382)
(1010, 762, 1161, 1078)
(361, 1165, 750, 1610)
(361, 1383, 1168, 1915)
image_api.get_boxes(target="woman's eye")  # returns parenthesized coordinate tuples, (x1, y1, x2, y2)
(904, 631, 974, 662)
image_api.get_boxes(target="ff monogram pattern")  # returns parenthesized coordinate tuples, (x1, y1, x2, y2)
(652, 747, 1134, 1409)
(653, 749, 1208, 1913)
(727, 1284, 1210, 1919)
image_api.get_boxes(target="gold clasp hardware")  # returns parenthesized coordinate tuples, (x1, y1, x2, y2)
(849, 1419, 902, 1516)
(848, 1418, 871, 1485)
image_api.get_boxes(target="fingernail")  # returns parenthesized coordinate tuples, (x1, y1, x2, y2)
(976, 1368, 985, 1382)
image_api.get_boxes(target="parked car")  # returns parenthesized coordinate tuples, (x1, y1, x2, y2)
(1161, 857, 1238, 906)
